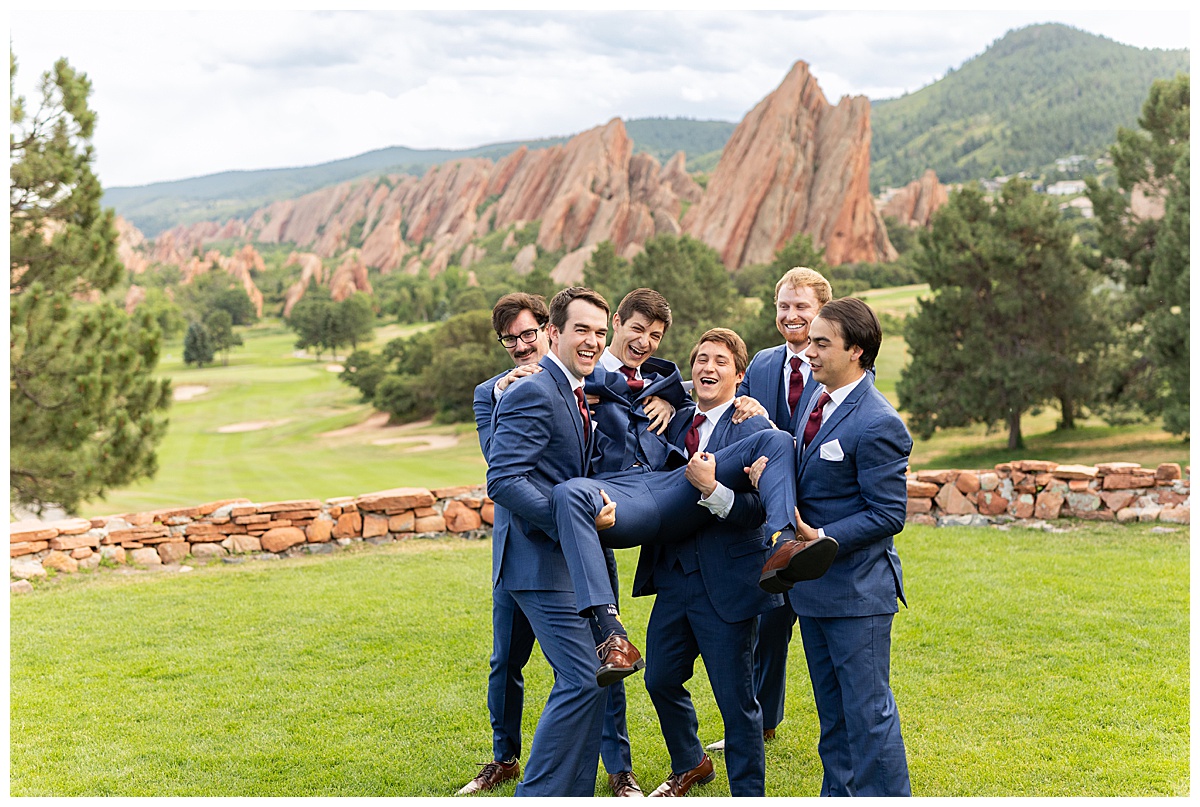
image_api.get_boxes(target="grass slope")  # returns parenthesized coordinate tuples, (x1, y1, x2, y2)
(9, 522, 1188, 796)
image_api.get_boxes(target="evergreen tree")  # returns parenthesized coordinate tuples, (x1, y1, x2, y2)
(897, 179, 1103, 449)
(202, 309, 241, 365)
(10, 54, 170, 514)
(183, 321, 214, 367)
(1086, 74, 1190, 435)
(334, 292, 375, 352)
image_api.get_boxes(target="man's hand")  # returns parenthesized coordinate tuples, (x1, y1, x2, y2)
(643, 395, 675, 435)
(685, 451, 718, 497)
(594, 490, 616, 531)
(745, 455, 769, 489)
(730, 395, 768, 424)
(495, 363, 542, 393)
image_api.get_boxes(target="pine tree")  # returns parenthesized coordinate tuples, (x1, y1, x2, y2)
(897, 179, 1103, 450)
(1086, 74, 1190, 436)
(183, 321, 215, 367)
(10, 54, 171, 514)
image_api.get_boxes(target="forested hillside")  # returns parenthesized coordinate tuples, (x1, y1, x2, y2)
(870, 23, 1189, 190)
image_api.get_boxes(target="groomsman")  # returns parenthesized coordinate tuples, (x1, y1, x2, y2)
(485, 287, 616, 797)
(463, 293, 637, 797)
(635, 329, 784, 797)
(770, 298, 913, 796)
(709, 267, 832, 753)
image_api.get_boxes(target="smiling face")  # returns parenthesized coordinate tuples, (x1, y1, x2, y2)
(547, 299, 607, 380)
(502, 309, 550, 367)
(775, 283, 822, 351)
(609, 311, 666, 370)
(690, 339, 745, 412)
(805, 315, 864, 392)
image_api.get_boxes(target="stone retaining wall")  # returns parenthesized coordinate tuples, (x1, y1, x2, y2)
(8, 460, 1189, 587)
(10, 485, 493, 582)
(906, 461, 1189, 527)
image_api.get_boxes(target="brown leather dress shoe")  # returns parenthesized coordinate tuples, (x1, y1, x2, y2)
(456, 759, 520, 795)
(609, 770, 644, 797)
(596, 634, 645, 687)
(759, 535, 838, 593)
(648, 754, 716, 797)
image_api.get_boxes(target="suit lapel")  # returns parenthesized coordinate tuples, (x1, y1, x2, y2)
(766, 346, 786, 426)
(543, 357, 588, 470)
(707, 407, 734, 450)
(798, 376, 869, 477)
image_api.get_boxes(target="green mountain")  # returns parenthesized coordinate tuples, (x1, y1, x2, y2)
(870, 23, 1189, 191)
(103, 118, 735, 237)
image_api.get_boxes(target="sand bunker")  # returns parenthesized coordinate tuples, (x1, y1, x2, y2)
(216, 419, 292, 434)
(173, 385, 209, 401)
(326, 364, 344, 373)
(370, 435, 458, 451)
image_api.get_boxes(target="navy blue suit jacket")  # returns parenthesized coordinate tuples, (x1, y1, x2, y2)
(632, 408, 785, 624)
(586, 356, 693, 475)
(486, 357, 593, 591)
(738, 344, 818, 434)
(786, 376, 912, 618)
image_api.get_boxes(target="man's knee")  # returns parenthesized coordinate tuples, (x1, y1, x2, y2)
(551, 477, 599, 514)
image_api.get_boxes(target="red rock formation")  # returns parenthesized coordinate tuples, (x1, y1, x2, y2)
(880, 169, 949, 228)
(683, 61, 895, 267)
(114, 216, 150, 274)
(124, 284, 146, 313)
(328, 250, 372, 302)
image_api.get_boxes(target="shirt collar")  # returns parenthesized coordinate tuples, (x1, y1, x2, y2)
(825, 372, 867, 407)
(696, 397, 734, 426)
(546, 350, 584, 392)
(785, 344, 811, 366)
(599, 347, 625, 374)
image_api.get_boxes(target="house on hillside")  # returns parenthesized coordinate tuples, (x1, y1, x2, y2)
(1046, 179, 1088, 196)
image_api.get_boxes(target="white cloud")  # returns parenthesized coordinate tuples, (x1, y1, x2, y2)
(8, 9, 1191, 187)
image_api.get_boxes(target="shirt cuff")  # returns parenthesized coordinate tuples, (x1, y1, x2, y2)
(699, 482, 734, 520)
(817, 527, 828, 540)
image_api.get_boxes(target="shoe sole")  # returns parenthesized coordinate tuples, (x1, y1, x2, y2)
(596, 656, 645, 687)
(759, 537, 839, 593)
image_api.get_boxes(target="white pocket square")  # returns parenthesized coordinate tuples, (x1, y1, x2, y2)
(819, 439, 844, 461)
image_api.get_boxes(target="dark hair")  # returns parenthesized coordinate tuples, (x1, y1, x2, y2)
(815, 298, 882, 371)
(549, 286, 610, 331)
(491, 292, 549, 336)
(616, 288, 672, 331)
(689, 328, 749, 375)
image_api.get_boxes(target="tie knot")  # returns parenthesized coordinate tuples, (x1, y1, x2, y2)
(790, 356, 802, 372)
(620, 365, 637, 381)
(816, 391, 832, 409)
(691, 412, 707, 430)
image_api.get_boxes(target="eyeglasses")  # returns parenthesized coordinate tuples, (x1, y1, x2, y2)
(498, 326, 544, 348)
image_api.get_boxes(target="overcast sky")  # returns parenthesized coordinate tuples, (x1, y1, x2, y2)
(8, 8, 1193, 189)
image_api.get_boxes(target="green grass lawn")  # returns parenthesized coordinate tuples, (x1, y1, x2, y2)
(79, 316, 1187, 518)
(9, 521, 1188, 796)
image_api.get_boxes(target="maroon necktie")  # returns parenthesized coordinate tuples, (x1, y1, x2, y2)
(619, 365, 644, 394)
(573, 387, 591, 434)
(802, 392, 832, 450)
(684, 413, 706, 458)
(787, 356, 805, 416)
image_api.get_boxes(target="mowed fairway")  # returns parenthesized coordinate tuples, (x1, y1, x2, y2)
(8, 522, 1188, 796)
(79, 321, 484, 517)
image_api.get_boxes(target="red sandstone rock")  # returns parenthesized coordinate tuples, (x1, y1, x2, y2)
(1010, 494, 1035, 519)
(1034, 491, 1065, 520)
(413, 515, 447, 533)
(49, 532, 100, 551)
(934, 484, 977, 515)
(305, 519, 333, 543)
(976, 491, 1010, 516)
(683, 61, 895, 267)
(480, 503, 495, 526)
(1156, 463, 1182, 481)
(333, 512, 362, 539)
(1103, 473, 1156, 490)
(157, 541, 189, 564)
(70, 547, 94, 560)
(1051, 464, 1098, 480)
(915, 470, 957, 485)
(9, 522, 59, 543)
(445, 501, 483, 532)
(42, 550, 79, 573)
(356, 488, 435, 512)
(10, 541, 48, 557)
(362, 513, 390, 539)
(1159, 507, 1190, 524)
(906, 498, 932, 515)
(129, 548, 162, 566)
(388, 512, 416, 533)
(432, 485, 481, 499)
(261, 527, 307, 552)
(257, 499, 322, 514)
(879, 170, 949, 229)
(906, 480, 940, 498)
(955, 472, 981, 494)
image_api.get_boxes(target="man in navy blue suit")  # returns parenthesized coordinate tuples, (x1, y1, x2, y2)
(758, 297, 913, 796)
(708, 267, 833, 754)
(464, 292, 637, 796)
(635, 328, 785, 797)
(485, 286, 618, 796)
